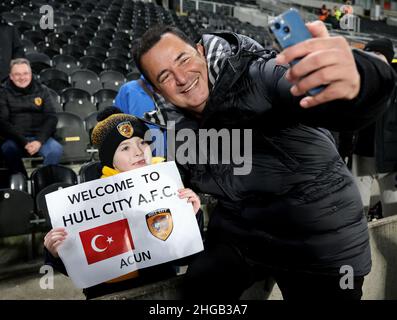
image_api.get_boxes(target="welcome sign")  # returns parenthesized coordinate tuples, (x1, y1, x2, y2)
(45, 161, 204, 288)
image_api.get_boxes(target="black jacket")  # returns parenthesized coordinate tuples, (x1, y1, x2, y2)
(0, 79, 58, 147)
(0, 21, 24, 82)
(175, 32, 396, 277)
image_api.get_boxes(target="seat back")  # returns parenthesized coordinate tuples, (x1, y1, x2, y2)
(79, 161, 103, 183)
(0, 189, 34, 237)
(35, 182, 74, 230)
(54, 112, 91, 163)
(31, 164, 78, 197)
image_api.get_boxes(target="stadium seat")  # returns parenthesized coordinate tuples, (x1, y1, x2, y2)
(30, 164, 78, 197)
(35, 182, 75, 230)
(96, 29, 114, 41)
(90, 36, 111, 49)
(54, 112, 91, 163)
(61, 44, 84, 60)
(56, 25, 77, 38)
(26, 52, 51, 74)
(64, 99, 97, 119)
(100, 70, 125, 84)
(103, 57, 127, 75)
(85, 46, 108, 61)
(39, 68, 70, 95)
(47, 88, 63, 113)
(21, 38, 36, 54)
(79, 160, 103, 183)
(70, 69, 99, 85)
(79, 56, 103, 75)
(111, 38, 130, 49)
(36, 41, 61, 58)
(60, 87, 91, 105)
(53, 54, 80, 76)
(73, 79, 103, 96)
(13, 20, 33, 34)
(126, 71, 140, 81)
(93, 89, 117, 111)
(9, 172, 28, 193)
(0, 189, 34, 237)
(84, 111, 99, 144)
(70, 34, 90, 48)
(1, 11, 20, 24)
(23, 29, 45, 44)
(47, 32, 69, 47)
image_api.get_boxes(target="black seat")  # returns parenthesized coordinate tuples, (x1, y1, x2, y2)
(90, 36, 111, 49)
(103, 57, 127, 75)
(56, 25, 76, 38)
(0, 189, 34, 237)
(21, 38, 36, 54)
(61, 44, 84, 60)
(111, 38, 130, 49)
(31, 164, 78, 197)
(47, 32, 69, 47)
(84, 111, 99, 144)
(35, 182, 75, 230)
(54, 112, 91, 163)
(9, 172, 28, 192)
(70, 34, 90, 48)
(47, 87, 63, 112)
(100, 70, 125, 84)
(53, 54, 80, 76)
(36, 41, 61, 58)
(79, 56, 103, 75)
(79, 161, 102, 182)
(73, 79, 103, 96)
(64, 99, 97, 119)
(39, 68, 70, 94)
(1, 11, 20, 24)
(23, 29, 45, 44)
(93, 89, 117, 110)
(85, 46, 107, 61)
(13, 19, 33, 34)
(60, 87, 91, 105)
(26, 52, 51, 74)
(70, 69, 99, 85)
(126, 71, 140, 81)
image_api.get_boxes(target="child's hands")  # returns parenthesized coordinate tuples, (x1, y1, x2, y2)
(178, 188, 201, 214)
(44, 227, 68, 258)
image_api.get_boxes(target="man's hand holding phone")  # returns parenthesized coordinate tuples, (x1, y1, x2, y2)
(274, 19, 361, 109)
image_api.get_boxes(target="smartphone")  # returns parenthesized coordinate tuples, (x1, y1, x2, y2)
(268, 8, 325, 95)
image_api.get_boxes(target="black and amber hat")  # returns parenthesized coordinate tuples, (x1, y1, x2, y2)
(91, 107, 149, 168)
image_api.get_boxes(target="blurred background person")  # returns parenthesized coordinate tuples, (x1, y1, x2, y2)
(352, 38, 397, 219)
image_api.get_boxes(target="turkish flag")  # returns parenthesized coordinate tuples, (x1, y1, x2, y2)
(79, 219, 134, 265)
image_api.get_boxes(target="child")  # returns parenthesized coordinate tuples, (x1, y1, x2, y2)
(44, 107, 203, 299)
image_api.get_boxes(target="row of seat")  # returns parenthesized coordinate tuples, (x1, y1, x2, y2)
(39, 68, 136, 95)
(0, 162, 103, 238)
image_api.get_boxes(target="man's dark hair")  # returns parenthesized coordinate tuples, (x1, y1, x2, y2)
(132, 25, 197, 88)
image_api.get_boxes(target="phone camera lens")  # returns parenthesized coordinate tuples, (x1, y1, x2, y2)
(274, 22, 281, 30)
(283, 26, 290, 33)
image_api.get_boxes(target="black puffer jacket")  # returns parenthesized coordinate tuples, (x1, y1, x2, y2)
(175, 32, 396, 276)
(0, 79, 58, 147)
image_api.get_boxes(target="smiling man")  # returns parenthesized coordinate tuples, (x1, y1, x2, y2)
(0, 58, 63, 176)
(133, 24, 396, 300)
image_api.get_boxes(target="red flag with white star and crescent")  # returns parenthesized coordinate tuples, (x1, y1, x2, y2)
(79, 219, 134, 265)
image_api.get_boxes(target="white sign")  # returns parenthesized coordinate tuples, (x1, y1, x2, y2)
(45, 161, 204, 288)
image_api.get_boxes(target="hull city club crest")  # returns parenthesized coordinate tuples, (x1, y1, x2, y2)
(117, 121, 133, 138)
(34, 97, 43, 107)
(146, 208, 173, 241)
